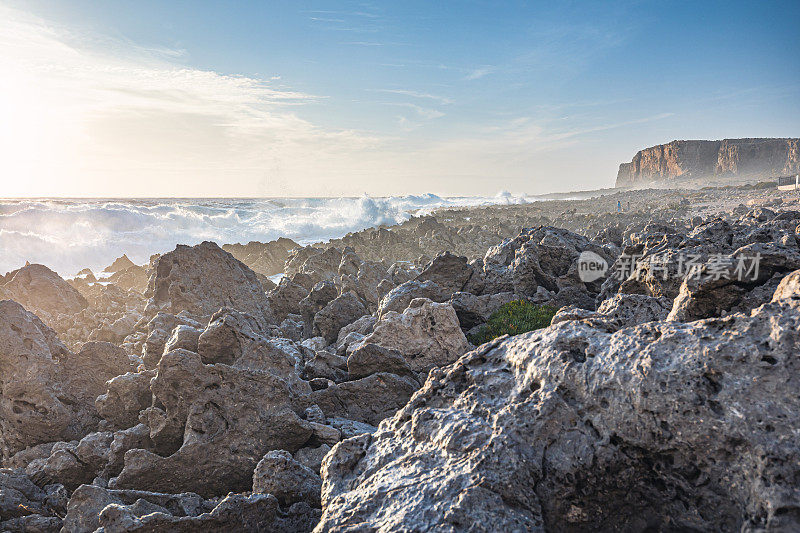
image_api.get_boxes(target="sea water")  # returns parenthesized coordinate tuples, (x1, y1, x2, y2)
(0, 192, 533, 276)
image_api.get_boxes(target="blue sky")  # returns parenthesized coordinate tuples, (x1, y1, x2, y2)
(2, 0, 799, 196)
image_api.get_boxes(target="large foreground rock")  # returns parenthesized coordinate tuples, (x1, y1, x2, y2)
(316, 286, 800, 531)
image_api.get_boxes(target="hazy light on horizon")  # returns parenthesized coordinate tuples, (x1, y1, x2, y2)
(0, 1, 798, 197)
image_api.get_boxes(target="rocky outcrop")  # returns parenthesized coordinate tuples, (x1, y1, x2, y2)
(144, 241, 273, 325)
(616, 138, 800, 187)
(415, 252, 476, 295)
(0, 263, 88, 325)
(601, 207, 800, 321)
(96, 371, 156, 429)
(223, 237, 300, 276)
(7, 180, 800, 531)
(0, 301, 131, 462)
(62, 483, 319, 533)
(377, 280, 445, 319)
(481, 226, 615, 309)
(111, 348, 312, 497)
(252, 450, 322, 508)
(361, 298, 471, 374)
(0, 468, 66, 531)
(551, 292, 672, 332)
(312, 292, 367, 344)
(316, 289, 800, 531)
(310, 373, 418, 427)
(104, 254, 136, 273)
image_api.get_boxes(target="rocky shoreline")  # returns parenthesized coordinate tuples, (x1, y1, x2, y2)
(2, 182, 800, 531)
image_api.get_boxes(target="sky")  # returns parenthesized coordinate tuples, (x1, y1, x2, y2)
(1, 0, 798, 197)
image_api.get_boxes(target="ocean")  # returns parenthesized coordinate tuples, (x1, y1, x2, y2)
(0, 192, 534, 277)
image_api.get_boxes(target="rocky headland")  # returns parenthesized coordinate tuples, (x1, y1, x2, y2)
(2, 182, 800, 531)
(615, 138, 800, 187)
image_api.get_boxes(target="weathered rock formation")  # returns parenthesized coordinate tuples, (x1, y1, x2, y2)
(316, 276, 800, 531)
(144, 241, 274, 325)
(0, 263, 88, 325)
(223, 237, 300, 276)
(61, 483, 319, 533)
(5, 181, 800, 532)
(0, 301, 132, 462)
(616, 138, 800, 187)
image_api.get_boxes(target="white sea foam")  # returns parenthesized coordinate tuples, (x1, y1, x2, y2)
(0, 193, 535, 276)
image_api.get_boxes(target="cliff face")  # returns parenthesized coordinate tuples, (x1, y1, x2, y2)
(616, 138, 800, 187)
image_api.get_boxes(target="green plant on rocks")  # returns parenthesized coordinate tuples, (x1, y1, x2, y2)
(468, 300, 557, 345)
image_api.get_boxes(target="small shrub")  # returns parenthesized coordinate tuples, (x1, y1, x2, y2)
(468, 300, 557, 345)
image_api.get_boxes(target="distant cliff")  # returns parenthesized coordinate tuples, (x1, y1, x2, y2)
(615, 138, 800, 187)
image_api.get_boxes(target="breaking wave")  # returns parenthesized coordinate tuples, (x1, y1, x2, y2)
(0, 193, 535, 276)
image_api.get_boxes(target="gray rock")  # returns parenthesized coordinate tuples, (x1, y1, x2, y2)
(415, 251, 475, 295)
(668, 243, 800, 322)
(279, 315, 304, 341)
(96, 371, 155, 429)
(773, 268, 800, 302)
(335, 315, 375, 349)
(92, 492, 320, 532)
(0, 468, 65, 523)
(377, 280, 445, 319)
(0, 513, 62, 532)
(252, 450, 322, 508)
(145, 241, 274, 326)
(197, 308, 270, 365)
(0, 302, 130, 461)
(110, 349, 312, 497)
(105, 424, 152, 478)
(303, 350, 348, 383)
(294, 445, 331, 475)
(26, 431, 114, 491)
(316, 291, 800, 531)
(312, 292, 367, 344)
(141, 312, 201, 368)
(0, 263, 87, 327)
(61, 484, 206, 533)
(267, 278, 309, 323)
(308, 423, 341, 446)
(299, 281, 339, 328)
(551, 293, 672, 332)
(325, 418, 377, 440)
(362, 298, 471, 373)
(304, 405, 326, 425)
(482, 226, 614, 304)
(310, 373, 417, 426)
(346, 343, 416, 382)
(163, 324, 201, 354)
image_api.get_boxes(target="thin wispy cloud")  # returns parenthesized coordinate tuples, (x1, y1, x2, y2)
(375, 89, 454, 105)
(304, 7, 383, 33)
(465, 66, 495, 80)
(343, 41, 384, 46)
(386, 102, 445, 120)
(309, 17, 346, 23)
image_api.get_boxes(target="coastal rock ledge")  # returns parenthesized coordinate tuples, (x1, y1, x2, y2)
(315, 274, 800, 532)
(615, 138, 800, 187)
